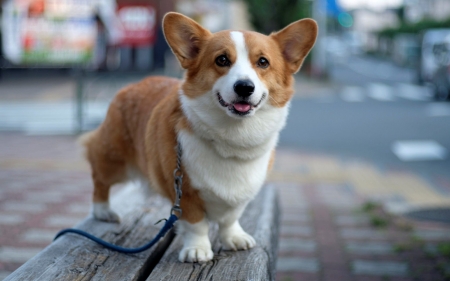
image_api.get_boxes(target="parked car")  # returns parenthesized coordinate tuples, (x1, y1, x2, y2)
(418, 29, 450, 100)
(430, 58, 450, 101)
(430, 36, 450, 100)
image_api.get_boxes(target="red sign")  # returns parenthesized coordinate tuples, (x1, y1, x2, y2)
(117, 4, 156, 47)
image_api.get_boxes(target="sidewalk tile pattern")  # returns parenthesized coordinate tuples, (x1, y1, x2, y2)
(0, 134, 91, 278)
(274, 151, 450, 281)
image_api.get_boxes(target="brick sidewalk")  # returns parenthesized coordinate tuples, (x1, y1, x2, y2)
(273, 151, 450, 281)
(0, 134, 91, 279)
(1, 134, 450, 280)
(276, 182, 450, 281)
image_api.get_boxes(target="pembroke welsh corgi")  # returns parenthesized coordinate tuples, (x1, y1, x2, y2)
(81, 12, 317, 263)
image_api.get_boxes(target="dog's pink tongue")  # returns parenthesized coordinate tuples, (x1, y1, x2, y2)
(233, 103, 251, 112)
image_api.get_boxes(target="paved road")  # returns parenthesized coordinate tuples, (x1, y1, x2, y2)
(280, 95, 450, 177)
(328, 54, 417, 86)
(280, 55, 450, 200)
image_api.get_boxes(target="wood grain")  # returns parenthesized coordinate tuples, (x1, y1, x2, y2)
(5, 184, 175, 281)
(147, 184, 280, 281)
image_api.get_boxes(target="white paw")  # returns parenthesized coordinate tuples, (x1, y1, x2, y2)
(92, 202, 120, 223)
(178, 246, 214, 263)
(221, 231, 256, 251)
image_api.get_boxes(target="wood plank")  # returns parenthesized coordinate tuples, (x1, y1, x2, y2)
(5, 183, 175, 281)
(147, 184, 280, 281)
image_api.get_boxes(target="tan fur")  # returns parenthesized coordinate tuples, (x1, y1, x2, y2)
(268, 150, 276, 172)
(82, 76, 205, 223)
(242, 31, 295, 107)
(270, 19, 318, 74)
(182, 30, 238, 99)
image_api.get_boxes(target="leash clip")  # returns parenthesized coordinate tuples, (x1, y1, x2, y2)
(171, 205, 182, 217)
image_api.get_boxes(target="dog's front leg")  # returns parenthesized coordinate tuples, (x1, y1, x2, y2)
(218, 208, 256, 251)
(178, 218, 213, 262)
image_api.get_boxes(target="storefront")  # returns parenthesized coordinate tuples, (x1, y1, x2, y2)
(1, 0, 175, 70)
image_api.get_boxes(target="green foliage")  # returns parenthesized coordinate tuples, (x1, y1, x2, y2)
(393, 243, 410, 253)
(378, 17, 450, 38)
(397, 220, 414, 232)
(243, 0, 311, 34)
(410, 235, 425, 247)
(370, 215, 389, 228)
(393, 236, 425, 253)
(438, 242, 450, 258)
(395, 6, 406, 23)
(436, 261, 450, 280)
(361, 201, 379, 213)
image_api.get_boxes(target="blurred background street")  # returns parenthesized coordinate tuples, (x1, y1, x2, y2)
(1, 0, 450, 280)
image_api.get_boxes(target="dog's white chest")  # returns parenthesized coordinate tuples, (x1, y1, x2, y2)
(178, 130, 273, 207)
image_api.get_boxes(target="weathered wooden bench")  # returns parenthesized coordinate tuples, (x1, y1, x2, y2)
(5, 184, 280, 281)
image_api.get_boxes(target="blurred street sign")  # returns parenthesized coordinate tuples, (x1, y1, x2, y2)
(2, 0, 97, 65)
(326, 0, 343, 16)
(117, 4, 156, 47)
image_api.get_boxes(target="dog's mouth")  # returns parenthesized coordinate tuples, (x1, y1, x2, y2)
(217, 93, 265, 116)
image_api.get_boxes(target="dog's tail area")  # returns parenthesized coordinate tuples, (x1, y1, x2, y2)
(77, 130, 97, 160)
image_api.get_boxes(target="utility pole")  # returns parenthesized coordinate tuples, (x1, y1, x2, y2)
(311, 0, 327, 77)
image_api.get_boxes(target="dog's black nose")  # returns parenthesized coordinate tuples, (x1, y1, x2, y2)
(234, 80, 255, 97)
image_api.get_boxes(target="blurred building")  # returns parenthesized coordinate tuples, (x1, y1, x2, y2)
(404, 0, 450, 23)
(0, 0, 176, 71)
(351, 8, 399, 34)
(349, 8, 399, 52)
(177, 0, 251, 32)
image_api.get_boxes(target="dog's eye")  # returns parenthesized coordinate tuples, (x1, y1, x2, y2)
(257, 57, 269, 68)
(215, 55, 231, 67)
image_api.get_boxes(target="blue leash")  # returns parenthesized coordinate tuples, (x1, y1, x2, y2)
(53, 143, 184, 254)
(53, 214, 179, 254)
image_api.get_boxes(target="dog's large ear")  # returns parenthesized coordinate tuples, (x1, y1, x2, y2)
(163, 12, 211, 69)
(271, 19, 318, 74)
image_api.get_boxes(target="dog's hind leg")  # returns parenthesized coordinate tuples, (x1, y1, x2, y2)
(81, 130, 127, 223)
(90, 160, 126, 222)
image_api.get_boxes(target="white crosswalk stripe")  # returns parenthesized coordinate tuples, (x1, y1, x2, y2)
(395, 83, 432, 101)
(367, 83, 396, 101)
(392, 140, 447, 161)
(324, 83, 435, 103)
(340, 86, 364, 102)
